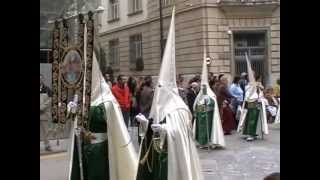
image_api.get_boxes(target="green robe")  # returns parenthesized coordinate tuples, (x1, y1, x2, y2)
(136, 120, 168, 180)
(243, 101, 261, 136)
(195, 97, 214, 145)
(71, 104, 109, 180)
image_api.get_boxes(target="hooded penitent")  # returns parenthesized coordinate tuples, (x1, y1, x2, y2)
(237, 53, 269, 136)
(137, 7, 203, 180)
(66, 24, 138, 180)
(192, 49, 225, 147)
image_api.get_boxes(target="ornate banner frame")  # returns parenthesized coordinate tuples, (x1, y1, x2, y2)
(51, 13, 94, 130)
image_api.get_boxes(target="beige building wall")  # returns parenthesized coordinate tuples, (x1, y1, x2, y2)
(270, 7, 280, 85)
(99, 0, 280, 86)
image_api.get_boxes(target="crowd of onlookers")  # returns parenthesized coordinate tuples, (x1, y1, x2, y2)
(41, 69, 280, 141)
(104, 72, 155, 128)
(104, 71, 280, 134)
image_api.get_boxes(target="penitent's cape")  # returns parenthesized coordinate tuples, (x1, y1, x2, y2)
(66, 24, 138, 180)
(237, 54, 269, 135)
(147, 7, 204, 180)
(192, 50, 225, 147)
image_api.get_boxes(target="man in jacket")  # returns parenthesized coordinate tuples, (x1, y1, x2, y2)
(40, 74, 53, 151)
(111, 75, 131, 127)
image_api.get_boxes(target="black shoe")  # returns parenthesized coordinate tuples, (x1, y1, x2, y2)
(45, 146, 52, 151)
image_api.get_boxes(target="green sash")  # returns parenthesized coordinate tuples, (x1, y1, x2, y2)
(136, 122, 168, 180)
(195, 98, 214, 145)
(243, 102, 260, 136)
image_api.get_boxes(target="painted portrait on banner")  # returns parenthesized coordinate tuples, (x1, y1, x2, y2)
(61, 49, 82, 85)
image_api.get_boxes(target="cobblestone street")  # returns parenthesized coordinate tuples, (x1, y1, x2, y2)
(40, 124, 279, 180)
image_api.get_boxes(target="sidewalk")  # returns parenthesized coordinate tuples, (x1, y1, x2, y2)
(40, 139, 68, 155)
(40, 126, 140, 156)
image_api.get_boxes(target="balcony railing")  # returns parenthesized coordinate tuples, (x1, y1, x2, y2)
(220, 0, 279, 6)
(235, 60, 264, 77)
(234, 46, 265, 77)
(234, 46, 265, 60)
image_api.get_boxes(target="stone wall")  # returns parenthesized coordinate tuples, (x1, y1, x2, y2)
(99, 1, 280, 86)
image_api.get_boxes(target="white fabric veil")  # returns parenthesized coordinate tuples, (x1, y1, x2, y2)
(67, 23, 138, 180)
(147, 7, 204, 180)
(192, 49, 225, 147)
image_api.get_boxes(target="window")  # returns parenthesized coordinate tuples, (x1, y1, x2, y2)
(129, 0, 142, 14)
(233, 32, 266, 80)
(40, 49, 52, 63)
(109, 0, 119, 21)
(129, 34, 142, 64)
(162, 0, 174, 7)
(109, 39, 120, 66)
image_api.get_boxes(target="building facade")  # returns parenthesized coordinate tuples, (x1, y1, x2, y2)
(99, 0, 280, 86)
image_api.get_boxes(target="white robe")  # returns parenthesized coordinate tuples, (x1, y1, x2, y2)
(193, 89, 225, 147)
(192, 44, 225, 147)
(274, 98, 280, 124)
(237, 85, 269, 135)
(166, 109, 203, 180)
(146, 6, 203, 180)
(66, 52, 138, 180)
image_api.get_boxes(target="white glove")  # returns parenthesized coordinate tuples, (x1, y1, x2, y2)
(136, 113, 149, 138)
(67, 101, 78, 114)
(135, 113, 148, 123)
(151, 124, 162, 133)
(67, 95, 78, 114)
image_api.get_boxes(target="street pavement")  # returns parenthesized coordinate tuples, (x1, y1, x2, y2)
(40, 124, 280, 180)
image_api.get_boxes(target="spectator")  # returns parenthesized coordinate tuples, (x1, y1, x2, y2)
(229, 76, 243, 105)
(239, 72, 248, 101)
(264, 87, 279, 123)
(274, 78, 280, 98)
(177, 74, 188, 105)
(209, 75, 217, 92)
(112, 75, 131, 127)
(139, 76, 154, 117)
(208, 72, 214, 84)
(128, 76, 138, 127)
(255, 74, 265, 94)
(213, 74, 224, 94)
(40, 74, 53, 151)
(138, 76, 154, 144)
(105, 66, 115, 86)
(194, 74, 201, 84)
(135, 77, 144, 112)
(186, 82, 200, 117)
(104, 73, 113, 88)
(217, 76, 236, 135)
(229, 76, 243, 124)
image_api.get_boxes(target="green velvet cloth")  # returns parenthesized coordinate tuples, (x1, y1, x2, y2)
(136, 120, 168, 180)
(195, 98, 214, 145)
(71, 104, 109, 180)
(243, 102, 260, 136)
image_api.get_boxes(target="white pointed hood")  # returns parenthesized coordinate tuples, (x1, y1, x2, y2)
(67, 24, 138, 180)
(244, 53, 262, 102)
(149, 6, 189, 124)
(246, 53, 256, 84)
(192, 50, 225, 147)
(145, 7, 204, 180)
(237, 53, 268, 135)
(90, 51, 115, 106)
